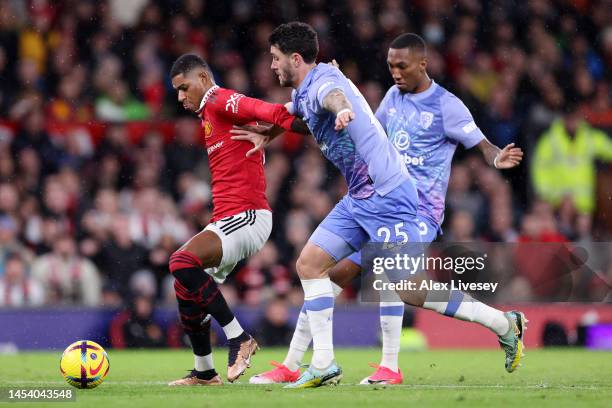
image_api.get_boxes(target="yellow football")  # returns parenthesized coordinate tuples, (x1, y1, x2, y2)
(60, 340, 110, 389)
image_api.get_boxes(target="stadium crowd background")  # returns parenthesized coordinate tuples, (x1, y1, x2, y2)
(0, 0, 611, 324)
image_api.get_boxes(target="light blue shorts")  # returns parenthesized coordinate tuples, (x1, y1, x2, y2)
(309, 181, 421, 262)
(346, 214, 439, 267)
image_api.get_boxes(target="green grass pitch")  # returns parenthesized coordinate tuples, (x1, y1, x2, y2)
(1, 348, 610, 407)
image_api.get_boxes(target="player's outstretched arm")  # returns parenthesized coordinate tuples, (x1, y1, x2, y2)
(230, 126, 275, 157)
(321, 89, 355, 131)
(230, 117, 309, 156)
(477, 139, 523, 169)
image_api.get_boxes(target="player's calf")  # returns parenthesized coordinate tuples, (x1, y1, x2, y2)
(170, 250, 258, 382)
(170, 295, 221, 386)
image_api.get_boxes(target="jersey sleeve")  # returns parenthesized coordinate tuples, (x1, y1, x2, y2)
(375, 87, 395, 131)
(218, 91, 295, 130)
(440, 92, 485, 148)
(311, 73, 345, 114)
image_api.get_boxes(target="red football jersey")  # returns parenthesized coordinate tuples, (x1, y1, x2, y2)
(197, 86, 295, 222)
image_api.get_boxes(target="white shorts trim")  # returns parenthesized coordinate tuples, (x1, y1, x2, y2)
(203, 209, 272, 283)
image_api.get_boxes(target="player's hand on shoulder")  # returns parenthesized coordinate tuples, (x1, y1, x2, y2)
(335, 109, 355, 131)
(328, 59, 340, 69)
(494, 143, 524, 169)
(230, 126, 270, 157)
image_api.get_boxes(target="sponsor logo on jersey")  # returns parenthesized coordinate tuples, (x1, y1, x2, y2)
(392, 130, 411, 150)
(203, 120, 213, 138)
(393, 130, 425, 165)
(225, 93, 244, 113)
(207, 141, 224, 155)
(401, 153, 425, 166)
(420, 111, 434, 129)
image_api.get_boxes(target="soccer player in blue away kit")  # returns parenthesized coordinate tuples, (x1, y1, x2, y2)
(233, 22, 424, 388)
(239, 30, 526, 387)
(348, 33, 526, 384)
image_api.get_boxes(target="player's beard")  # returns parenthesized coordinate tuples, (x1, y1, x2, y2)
(277, 66, 294, 87)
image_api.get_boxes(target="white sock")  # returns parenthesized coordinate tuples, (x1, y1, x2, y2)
(379, 301, 403, 372)
(195, 353, 214, 372)
(282, 281, 343, 371)
(283, 306, 311, 371)
(301, 278, 335, 369)
(423, 290, 510, 336)
(222, 317, 244, 340)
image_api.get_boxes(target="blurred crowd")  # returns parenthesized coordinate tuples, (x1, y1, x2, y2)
(0, 0, 611, 310)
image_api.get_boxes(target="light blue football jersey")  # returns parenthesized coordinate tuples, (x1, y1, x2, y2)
(291, 63, 411, 199)
(376, 81, 485, 227)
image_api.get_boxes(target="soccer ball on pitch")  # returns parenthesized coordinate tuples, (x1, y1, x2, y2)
(60, 340, 110, 389)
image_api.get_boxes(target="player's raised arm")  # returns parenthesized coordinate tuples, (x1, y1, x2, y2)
(477, 139, 524, 169)
(321, 88, 356, 131)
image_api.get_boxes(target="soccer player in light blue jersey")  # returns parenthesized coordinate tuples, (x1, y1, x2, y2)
(243, 31, 526, 387)
(348, 33, 526, 384)
(235, 22, 424, 388)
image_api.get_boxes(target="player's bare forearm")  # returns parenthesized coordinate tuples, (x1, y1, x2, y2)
(322, 88, 352, 114)
(477, 139, 500, 166)
(322, 89, 356, 130)
(476, 138, 524, 169)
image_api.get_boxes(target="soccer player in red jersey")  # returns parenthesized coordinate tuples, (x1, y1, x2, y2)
(166, 54, 299, 386)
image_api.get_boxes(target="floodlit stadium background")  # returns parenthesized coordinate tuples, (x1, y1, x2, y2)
(0, 0, 611, 351)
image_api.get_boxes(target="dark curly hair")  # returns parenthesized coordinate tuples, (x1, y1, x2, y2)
(268, 22, 319, 63)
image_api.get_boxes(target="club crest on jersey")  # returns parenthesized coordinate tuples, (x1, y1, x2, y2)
(225, 93, 244, 113)
(420, 111, 434, 129)
(203, 120, 213, 138)
(393, 130, 411, 150)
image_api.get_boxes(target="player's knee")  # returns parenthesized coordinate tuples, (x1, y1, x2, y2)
(169, 250, 202, 274)
(171, 257, 213, 296)
(295, 255, 309, 278)
(185, 236, 223, 268)
(296, 253, 324, 279)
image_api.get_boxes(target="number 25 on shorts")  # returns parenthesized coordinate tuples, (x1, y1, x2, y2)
(377, 222, 409, 249)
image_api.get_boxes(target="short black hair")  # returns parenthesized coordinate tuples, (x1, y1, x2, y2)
(170, 53, 210, 78)
(268, 22, 319, 63)
(389, 33, 427, 54)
